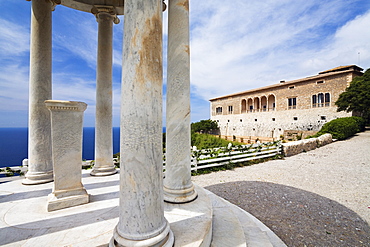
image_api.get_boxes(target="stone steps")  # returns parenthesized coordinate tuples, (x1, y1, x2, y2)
(208, 192, 247, 247)
(206, 190, 287, 247)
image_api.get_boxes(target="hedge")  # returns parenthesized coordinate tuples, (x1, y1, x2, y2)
(315, 116, 365, 140)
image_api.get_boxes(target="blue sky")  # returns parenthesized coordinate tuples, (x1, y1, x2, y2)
(0, 0, 370, 127)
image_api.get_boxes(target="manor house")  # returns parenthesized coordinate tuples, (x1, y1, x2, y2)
(210, 65, 363, 142)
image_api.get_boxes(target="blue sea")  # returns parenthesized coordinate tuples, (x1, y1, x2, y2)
(0, 127, 166, 168)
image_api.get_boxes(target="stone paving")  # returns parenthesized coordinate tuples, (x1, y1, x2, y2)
(192, 130, 370, 246)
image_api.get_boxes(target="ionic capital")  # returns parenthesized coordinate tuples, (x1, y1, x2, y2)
(25, 0, 60, 11)
(91, 6, 120, 24)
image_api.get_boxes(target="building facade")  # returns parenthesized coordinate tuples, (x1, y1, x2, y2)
(210, 65, 363, 142)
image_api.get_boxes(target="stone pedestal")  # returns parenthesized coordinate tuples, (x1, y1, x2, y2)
(110, 0, 174, 246)
(23, 0, 53, 185)
(45, 100, 89, 212)
(91, 9, 117, 177)
(164, 0, 197, 203)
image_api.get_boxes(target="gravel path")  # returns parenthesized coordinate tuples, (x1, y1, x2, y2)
(192, 130, 370, 247)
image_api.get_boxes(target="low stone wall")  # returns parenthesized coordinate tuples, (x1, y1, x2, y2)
(282, 134, 332, 157)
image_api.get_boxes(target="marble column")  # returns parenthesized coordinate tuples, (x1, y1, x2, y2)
(90, 8, 119, 176)
(45, 100, 89, 212)
(23, 0, 53, 185)
(164, 0, 197, 203)
(110, 0, 174, 246)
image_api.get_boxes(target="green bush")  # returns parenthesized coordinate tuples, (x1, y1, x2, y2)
(191, 133, 242, 149)
(316, 116, 364, 140)
(352, 116, 366, 132)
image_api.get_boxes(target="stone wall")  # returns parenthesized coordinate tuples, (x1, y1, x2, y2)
(281, 134, 332, 157)
(213, 107, 351, 140)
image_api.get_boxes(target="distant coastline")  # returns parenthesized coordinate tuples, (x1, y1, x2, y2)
(0, 127, 166, 168)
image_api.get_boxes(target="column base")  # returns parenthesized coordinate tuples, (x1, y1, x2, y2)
(163, 184, 198, 204)
(109, 223, 174, 247)
(47, 188, 89, 212)
(22, 170, 53, 185)
(90, 166, 117, 176)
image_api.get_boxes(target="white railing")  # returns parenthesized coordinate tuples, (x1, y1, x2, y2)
(163, 141, 281, 172)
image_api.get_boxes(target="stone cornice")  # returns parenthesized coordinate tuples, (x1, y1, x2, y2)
(45, 100, 87, 112)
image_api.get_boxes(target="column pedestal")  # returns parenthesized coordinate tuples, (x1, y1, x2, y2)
(23, 0, 53, 185)
(164, 0, 197, 203)
(45, 100, 89, 212)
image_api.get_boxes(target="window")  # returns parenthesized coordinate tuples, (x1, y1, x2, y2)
(325, 93, 330, 106)
(216, 107, 222, 115)
(289, 86, 295, 89)
(255, 119, 257, 122)
(312, 95, 317, 107)
(293, 117, 298, 121)
(228, 105, 233, 113)
(240, 119, 242, 122)
(312, 93, 330, 107)
(272, 118, 275, 121)
(241, 99, 247, 113)
(321, 116, 326, 121)
(288, 97, 297, 109)
(318, 93, 323, 106)
(316, 80, 325, 84)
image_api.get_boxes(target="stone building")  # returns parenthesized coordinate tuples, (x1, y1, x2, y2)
(210, 65, 363, 142)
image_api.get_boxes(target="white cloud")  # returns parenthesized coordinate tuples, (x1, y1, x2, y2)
(0, 64, 29, 111)
(0, 19, 29, 57)
(189, 1, 370, 103)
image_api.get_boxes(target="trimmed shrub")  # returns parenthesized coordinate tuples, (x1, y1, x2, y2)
(316, 117, 362, 140)
(352, 116, 366, 132)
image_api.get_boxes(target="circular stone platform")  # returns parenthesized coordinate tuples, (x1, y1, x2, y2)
(0, 170, 212, 247)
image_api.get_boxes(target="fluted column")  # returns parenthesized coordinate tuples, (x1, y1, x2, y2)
(110, 0, 174, 246)
(90, 7, 119, 176)
(164, 0, 197, 203)
(23, 0, 54, 185)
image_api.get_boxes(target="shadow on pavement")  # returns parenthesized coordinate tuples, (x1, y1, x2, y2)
(206, 181, 370, 247)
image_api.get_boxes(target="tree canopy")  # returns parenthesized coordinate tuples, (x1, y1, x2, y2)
(191, 119, 219, 134)
(335, 68, 370, 123)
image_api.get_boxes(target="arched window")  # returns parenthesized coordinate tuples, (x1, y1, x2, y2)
(312, 95, 317, 108)
(254, 97, 260, 112)
(216, 107, 222, 115)
(325, 93, 330, 106)
(261, 96, 267, 111)
(241, 99, 247, 113)
(312, 93, 331, 107)
(268, 95, 276, 111)
(318, 93, 324, 107)
(247, 98, 253, 112)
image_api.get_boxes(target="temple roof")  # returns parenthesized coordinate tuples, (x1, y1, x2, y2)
(60, 0, 125, 15)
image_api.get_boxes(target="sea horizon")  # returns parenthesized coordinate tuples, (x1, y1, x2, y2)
(0, 127, 166, 168)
